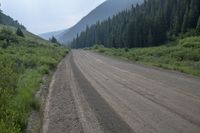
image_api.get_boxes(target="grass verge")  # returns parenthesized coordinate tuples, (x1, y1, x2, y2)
(90, 36, 200, 76)
(0, 26, 68, 132)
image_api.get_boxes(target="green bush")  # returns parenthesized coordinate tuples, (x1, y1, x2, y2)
(0, 28, 18, 49)
(98, 48, 106, 53)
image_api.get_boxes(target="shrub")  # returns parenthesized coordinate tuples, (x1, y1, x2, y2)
(16, 28, 24, 37)
(0, 28, 18, 48)
(124, 48, 129, 52)
(98, 48, 105, 53)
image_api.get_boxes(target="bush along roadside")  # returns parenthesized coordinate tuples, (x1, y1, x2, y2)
(90, 36, 200, 77)
(0, 27, 68, 133)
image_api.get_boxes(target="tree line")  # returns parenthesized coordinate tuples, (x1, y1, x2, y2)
(71, 0, 200, 48)
(0, 4, 26, 30)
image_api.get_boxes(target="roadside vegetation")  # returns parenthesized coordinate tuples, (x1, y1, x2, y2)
(90, 36, 200, 76)
(0, 26, 68, 132)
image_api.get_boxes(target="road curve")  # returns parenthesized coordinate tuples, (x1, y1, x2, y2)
(42, 50, 200, 133)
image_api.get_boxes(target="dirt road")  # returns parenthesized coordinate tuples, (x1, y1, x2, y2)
(42, 50, 200, 133)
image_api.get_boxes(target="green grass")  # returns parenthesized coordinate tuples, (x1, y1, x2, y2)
(90, 36, 200, 76)
(0, 25, 68, 132)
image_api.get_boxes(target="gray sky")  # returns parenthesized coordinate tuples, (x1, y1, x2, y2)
(0, 0, 106, 34)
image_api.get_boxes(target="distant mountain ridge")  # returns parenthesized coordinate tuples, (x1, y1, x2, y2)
(40, 0, 142, 44)
(39, 29, 65, 40)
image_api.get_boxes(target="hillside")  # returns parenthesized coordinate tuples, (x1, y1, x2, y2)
(71, 0, 200, 48)
(0, 11, 25, 30)
(40, 0, 143, 44)
(0, 17, 68, 133)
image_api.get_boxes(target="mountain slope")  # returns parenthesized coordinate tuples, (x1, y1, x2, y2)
(0, 11, 26, 29)
(39, 29, 66, 40)
(57, 0, 142, 44)
(0, 11, 68, 132)
(71, 0, 200, 49)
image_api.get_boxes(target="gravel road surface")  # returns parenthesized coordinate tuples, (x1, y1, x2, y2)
(42, 50, 200, 133)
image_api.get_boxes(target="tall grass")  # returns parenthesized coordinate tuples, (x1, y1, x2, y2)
(0, 27, 68, 132)
(90, 36, 200, 76)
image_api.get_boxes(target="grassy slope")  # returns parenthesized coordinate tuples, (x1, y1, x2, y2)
(90, 36, 200, 76)
(0, 25, 68, 132)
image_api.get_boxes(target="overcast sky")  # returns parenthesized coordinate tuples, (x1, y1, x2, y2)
(0, 0, 106, 34)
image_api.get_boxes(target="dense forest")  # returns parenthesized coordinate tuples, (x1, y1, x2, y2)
(71, 0, 200, 48)
(0, 7, 25, 30)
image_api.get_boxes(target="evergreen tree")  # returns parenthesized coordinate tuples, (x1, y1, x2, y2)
(71, 0, 200, 49)
(0, 3, 26, 29)
(188, 0, 200, 28)
(173, 12, 181, 35)
(182, 6, 189, 33)
(196, 16, 200, 34)
(147, 30, 153, 46)
(50, 36, 58, 44)
(0, 3, 2, 23)
(16, 27, 24, 37)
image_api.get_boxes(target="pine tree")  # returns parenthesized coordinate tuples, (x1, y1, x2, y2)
(0, 3, 2, 23)
(182, 6, 189, 33)
(70, 0, 199, 49)
(50, 36, 58, 44)
(188, 0, 200, 28)
(0, 3, 1, 13)
(16, 27, 24, 37)
(173, 12, 181, 35)
(147, 30, 153, 46)
(196, 16, 200, 34)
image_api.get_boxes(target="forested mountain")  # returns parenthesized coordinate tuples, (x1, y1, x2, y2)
(0, 10, 25, 30)
(55, 0, 142, 44)
(71, 0, 200, 48)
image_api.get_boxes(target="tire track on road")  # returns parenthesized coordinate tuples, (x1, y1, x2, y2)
(70, 54, 134, 133)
